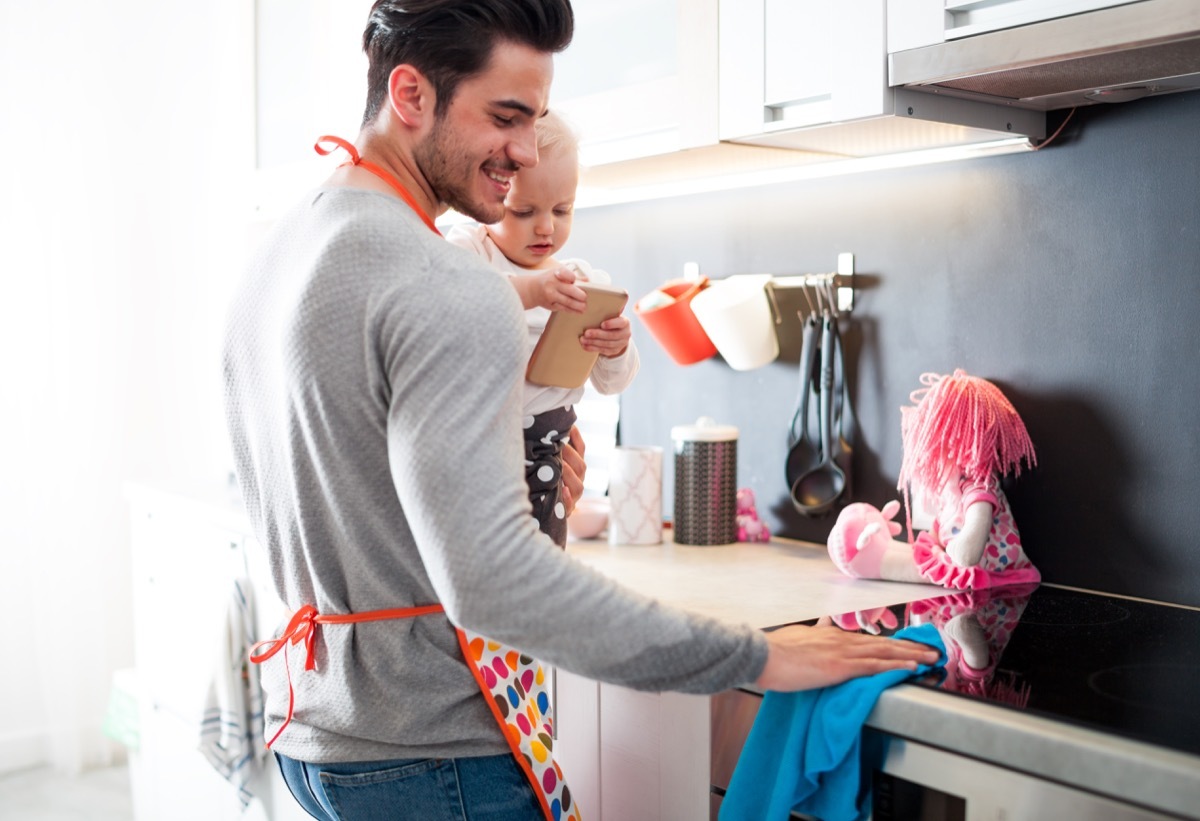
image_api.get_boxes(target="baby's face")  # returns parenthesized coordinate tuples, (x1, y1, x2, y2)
(488, 147, 578, 269)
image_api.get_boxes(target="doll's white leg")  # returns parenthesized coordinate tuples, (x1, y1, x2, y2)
(942, 613, 989, 670)
(878, 543, 927, 583)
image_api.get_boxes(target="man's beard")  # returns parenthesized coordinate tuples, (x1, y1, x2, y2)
(415, 115, 510, 225)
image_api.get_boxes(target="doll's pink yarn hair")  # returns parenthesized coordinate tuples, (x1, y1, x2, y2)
(898, 370, 1036, 514)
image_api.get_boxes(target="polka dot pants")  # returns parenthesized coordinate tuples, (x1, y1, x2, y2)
(523, 405, 577, 548)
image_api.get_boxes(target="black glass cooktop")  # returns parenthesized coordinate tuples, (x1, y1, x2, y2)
(828, 584, 1200, 758)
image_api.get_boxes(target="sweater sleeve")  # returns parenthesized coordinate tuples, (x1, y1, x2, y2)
(379, 242, 766, 694)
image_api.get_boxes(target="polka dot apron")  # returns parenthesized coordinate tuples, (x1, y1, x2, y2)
(248, 138, 582, 821)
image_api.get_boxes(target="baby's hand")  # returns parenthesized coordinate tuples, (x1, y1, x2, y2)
(581, 314, 631, 358)
(529, 267, 588, 313)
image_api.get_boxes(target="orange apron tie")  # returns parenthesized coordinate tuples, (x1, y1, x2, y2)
(315, 135, 441, 235)
(249, 603, 445, 749)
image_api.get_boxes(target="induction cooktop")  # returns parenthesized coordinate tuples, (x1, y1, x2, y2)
(827, 583, 1200, 758)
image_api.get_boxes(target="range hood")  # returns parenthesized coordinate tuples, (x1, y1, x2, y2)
(890, 0, 1200, 110)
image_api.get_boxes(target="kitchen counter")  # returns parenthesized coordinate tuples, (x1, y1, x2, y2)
(567, 533, 1200, 819)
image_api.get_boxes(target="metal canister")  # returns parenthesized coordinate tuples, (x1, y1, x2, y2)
(671, 416, 738, 545)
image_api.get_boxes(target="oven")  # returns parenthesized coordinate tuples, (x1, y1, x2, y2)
(710, 584, 1200, 820)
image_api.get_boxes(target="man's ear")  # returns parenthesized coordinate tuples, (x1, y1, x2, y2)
(388, 64, 435, 128)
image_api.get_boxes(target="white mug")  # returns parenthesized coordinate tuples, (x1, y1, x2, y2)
(608, 446, 663, 545)
(690, 274, 780, 370)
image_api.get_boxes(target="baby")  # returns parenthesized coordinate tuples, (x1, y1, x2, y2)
(447, 111, 639, 546)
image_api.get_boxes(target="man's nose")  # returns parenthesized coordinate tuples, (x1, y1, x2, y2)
(509, 124, 538, 170)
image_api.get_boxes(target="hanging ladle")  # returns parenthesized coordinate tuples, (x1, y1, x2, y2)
(784, 311, 821, 490)
(790, 310, 847, 515)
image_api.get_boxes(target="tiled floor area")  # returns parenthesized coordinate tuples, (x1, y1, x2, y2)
(0, 764, 133, 821)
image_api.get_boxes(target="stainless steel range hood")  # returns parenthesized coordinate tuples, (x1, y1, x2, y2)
(890, 0, 1200, 110)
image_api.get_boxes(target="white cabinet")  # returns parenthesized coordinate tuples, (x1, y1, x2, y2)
(552, 0, 719, 166)
(716, 0, 1042, 158)
(554, 671, 712, 821)
(720, 0, 889, 139)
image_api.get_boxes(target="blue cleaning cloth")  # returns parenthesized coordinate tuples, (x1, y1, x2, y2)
(719, 623, 946, 821)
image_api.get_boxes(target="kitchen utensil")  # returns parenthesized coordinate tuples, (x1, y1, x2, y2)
(784, 313, 821, 490)
(634, 277, 718, 365)
(827, 314, 854, 503)
(672, 417, 739, 545)
(690, 274, 780, 370)
(790, 313, 847, 515)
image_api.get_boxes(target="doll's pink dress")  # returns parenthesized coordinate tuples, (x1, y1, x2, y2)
(912, 474, 1041, 589)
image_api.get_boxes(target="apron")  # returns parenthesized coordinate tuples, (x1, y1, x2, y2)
(249, 136, 580, 821)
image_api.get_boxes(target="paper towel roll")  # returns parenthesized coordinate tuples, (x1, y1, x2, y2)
(608, 446, 663, 545)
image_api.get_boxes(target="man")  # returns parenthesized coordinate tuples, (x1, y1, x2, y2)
(223, 2, 939, 818)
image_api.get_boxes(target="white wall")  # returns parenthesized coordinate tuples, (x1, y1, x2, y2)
(0, 0, 255, 774)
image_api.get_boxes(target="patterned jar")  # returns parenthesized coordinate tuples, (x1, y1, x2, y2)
(671, 417, 739, 545)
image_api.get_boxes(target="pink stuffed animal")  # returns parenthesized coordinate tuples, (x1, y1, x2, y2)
(827, 370, 1041, 590)
(736, 488, 771, 543)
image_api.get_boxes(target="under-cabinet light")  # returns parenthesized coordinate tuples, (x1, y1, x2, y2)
(571, 137, 1034, 209)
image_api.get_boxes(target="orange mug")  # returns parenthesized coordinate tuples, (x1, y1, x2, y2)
(634, 278, 719, 366)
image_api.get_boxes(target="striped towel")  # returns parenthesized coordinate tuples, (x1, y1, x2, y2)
(198, 577, 265, 809)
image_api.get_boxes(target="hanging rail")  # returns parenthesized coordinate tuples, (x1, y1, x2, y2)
(766, 251, 856, 315)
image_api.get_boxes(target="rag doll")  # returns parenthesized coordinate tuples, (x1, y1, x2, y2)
(827, 369, 1041, 589)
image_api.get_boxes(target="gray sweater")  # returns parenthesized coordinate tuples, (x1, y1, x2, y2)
(223, 187, 768, 762)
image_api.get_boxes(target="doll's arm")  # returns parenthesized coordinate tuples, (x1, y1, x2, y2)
(946, 500, 993, 567)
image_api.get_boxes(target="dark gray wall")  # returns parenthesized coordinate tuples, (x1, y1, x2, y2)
(565, 92, 1200, 607)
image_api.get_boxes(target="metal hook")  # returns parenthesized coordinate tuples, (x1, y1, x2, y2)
(800, 281, 818, 320)
(823, 275, 838, 316)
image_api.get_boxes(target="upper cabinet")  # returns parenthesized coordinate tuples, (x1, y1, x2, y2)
(551, 0, 719, 167)
(716, 0, 1042, 159)
(720, 0, 889, 141)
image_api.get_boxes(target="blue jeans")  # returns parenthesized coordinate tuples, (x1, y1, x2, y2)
(275, 752, 543, 820)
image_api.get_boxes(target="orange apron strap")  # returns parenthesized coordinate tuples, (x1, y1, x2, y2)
(315, 135, 441, 235)
(248, 603, 446, 749)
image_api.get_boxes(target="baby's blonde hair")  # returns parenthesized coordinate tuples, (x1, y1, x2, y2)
(535, 110, 580, 162)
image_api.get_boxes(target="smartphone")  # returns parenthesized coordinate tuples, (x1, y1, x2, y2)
(526, 281, 629, 389)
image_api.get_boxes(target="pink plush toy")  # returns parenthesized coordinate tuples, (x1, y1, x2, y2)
(736, 488, 771, 543)
(828, 370, 1041, 589)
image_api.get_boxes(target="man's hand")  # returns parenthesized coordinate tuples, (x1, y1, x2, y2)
(560, 425, 586, 516)
(755, 623, 941, 691)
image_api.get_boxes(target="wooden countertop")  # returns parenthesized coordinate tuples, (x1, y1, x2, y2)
(566, 532, 940, 628)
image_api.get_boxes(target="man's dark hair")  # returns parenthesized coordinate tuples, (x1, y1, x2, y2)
(361, 0, 574, 126)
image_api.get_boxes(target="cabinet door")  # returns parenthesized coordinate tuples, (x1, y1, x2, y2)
(597, 684, 710, 821)
(552, 668, 601, 819)
(720, 0, 888, 140)
(552, 0, 718, 166)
